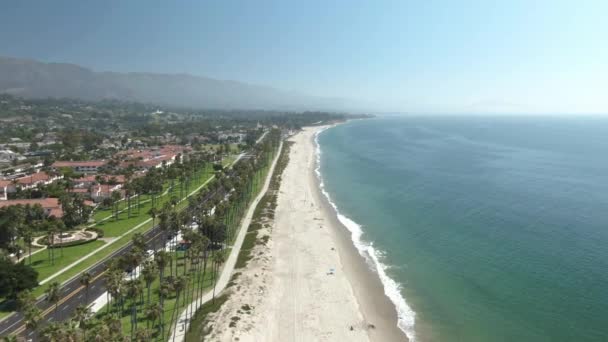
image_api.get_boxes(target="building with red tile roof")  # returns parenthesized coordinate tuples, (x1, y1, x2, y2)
(13, 171, 62, 190)
(0, 198, 63, 218)
(52, 160, 107, 173)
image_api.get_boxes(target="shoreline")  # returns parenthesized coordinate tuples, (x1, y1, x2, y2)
(311, 124, 409, 342)
(205, 125, 407, 341)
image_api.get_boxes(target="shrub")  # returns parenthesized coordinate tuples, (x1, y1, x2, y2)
(85, 227, 104, 238)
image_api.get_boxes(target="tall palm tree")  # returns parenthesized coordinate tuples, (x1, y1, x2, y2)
(212, 250, 226, 304)
(105, 270, 122, 314)
(111, 190, 122, 220)
(125, 279, 143, 337)
(169, 275, 188, 342)
(148, 207, 158, 234)
(124, 182, 133, 219)
(155, 250, 170, 282)
(45, 282, 61, 321)
(141, 261, 158, 311)
(80, 271, 92, 303)
(196, 236, 210, 309)
(158, 279, 173, 339)
(46, 223, 57, 265)
(21, 225, 34, 265)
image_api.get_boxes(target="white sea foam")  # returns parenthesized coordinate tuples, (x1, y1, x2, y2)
(314, 126, 417, 341)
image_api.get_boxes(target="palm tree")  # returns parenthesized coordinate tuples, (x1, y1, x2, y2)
(124, 182, 133, 219)
(55, 220, 66, 258)
(125, 279, 143, 336)
(46, 223, 57, 265)
(102, 314, 124, 341)
(88, 318, 111, 342)
(155, 250, 170, 282)
(126, 248, 144, 280)
(141, 261, 158, 311)
(132, 233, 147, 251)
(45, 282, 61, 321)
(134, 327, 152, 341)
(212, 250, 226, 304)
(80, 271, 92, 303)
(62, 320, 80, 341)
(23, 306, 42, 338)
(148, 207, 158, 232)
(21, 225, 34, 265)
(196, 236, 210, 309)
(40, 321, 64, 342)
(158, 279, 173, 339)
(158, 208, 171, 251)
(186, 241, 201, 321)
(72, 304, 91, 340)
(144, 303, 162, 333)
(169, 275, 188, 342)
(111, 190, 122, 220)
(105, 270, 122, 314)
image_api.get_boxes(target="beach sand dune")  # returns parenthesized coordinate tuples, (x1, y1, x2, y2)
(207, 126, 406, 342)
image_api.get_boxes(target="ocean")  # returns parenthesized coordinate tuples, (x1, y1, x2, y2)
(316, 116, 608, 342)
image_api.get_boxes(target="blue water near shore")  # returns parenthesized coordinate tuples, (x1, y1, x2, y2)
(316, 116, 608, 342)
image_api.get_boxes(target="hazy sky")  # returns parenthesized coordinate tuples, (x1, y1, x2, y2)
(1, 0, 607, 114)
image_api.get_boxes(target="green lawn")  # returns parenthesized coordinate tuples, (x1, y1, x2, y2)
(94, 164, 214, 238)
(30, 220, 154, 299)
(29, 240, 106, 281)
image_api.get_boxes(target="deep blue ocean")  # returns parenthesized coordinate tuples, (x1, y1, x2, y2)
(317, 116, 608, 342)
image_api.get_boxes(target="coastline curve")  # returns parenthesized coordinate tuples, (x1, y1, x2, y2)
(313, 123, 417, 341)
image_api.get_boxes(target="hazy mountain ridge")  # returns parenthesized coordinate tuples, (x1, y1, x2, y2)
(0, 56, 347, 111)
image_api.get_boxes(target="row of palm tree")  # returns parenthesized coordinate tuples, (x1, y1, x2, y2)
(97, 130, 281, 340)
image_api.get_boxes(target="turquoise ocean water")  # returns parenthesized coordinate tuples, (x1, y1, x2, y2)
(316, 116, 608, 342)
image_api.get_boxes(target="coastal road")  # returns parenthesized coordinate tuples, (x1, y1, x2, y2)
(0, 223, 167, 340)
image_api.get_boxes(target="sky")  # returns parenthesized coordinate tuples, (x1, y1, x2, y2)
(0, 0, 607, 114)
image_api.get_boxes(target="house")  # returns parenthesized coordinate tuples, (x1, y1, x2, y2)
(7, 172, 63, 192)
(0, 180, 9, 201)
(91, 184, 124, 202)
(52, 160, 107, 173)
(0, 149, 22, 164)
(0, 198, 63, 218)
(73, 174, 126, 188)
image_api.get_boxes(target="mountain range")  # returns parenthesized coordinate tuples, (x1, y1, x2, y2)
(0, 56, 351, 111)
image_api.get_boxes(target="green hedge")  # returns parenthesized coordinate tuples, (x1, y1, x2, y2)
(85, 227, 105, 238)
(38, 236, 98, 248)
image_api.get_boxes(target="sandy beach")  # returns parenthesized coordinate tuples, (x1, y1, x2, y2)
(207, 126, 406, 341)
